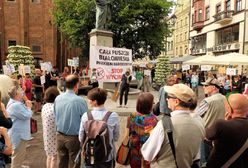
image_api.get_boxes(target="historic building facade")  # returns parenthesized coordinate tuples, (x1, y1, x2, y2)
(0, 0, 80, 71)
(190, 0, 248, 56)
(173, 0, 191, 58)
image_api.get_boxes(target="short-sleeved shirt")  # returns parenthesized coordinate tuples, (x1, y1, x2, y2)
(50, 71, 59, 86)
(33, 76, 43, 93)
(120, 74, 132, 89)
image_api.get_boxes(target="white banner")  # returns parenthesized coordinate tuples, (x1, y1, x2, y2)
(2, 65, 12, 76)
(201, 65, 212, 71)
(68, 59, 74, 66)
(226, 68, 236, 76)
(90, 46, 132, 82)
(182, 65, 190, 71)
(40, 75, 46, 85)
(144, 70, 151, 76)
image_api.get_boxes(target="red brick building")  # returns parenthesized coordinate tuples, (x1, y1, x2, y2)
(0, 0, 80, 71)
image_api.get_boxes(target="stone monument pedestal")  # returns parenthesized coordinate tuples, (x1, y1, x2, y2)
(89, 29, 114, 89)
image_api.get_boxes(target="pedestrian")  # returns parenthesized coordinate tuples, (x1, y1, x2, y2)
(118, 68, 132, 108)
(32, 69, 43, 114)
(0, 91, 13, 129)
(158, 75, 175, 115)
(223, 75, 231, 95)
(135, 68, 143, 90)
(54, 74, 88, 168)
(6, 86, 33, 168)
(206, 93, 248, 168)
(141, 84, 205, 168)
(232, 75, 242, 93)
(143, 74, 151, 92)
(22, 73, 32, 101)
(195, 77, 226, 167)
(79, 88, 120, 168)
(41, 87, 60, 168)
(126, 92, 158, 168)
(49, 66, 59, 87)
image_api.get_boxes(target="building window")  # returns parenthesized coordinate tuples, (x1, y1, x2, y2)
(181, 20, 183, 27)
(8, 40, 16, 46)
(180, 34, 182, 42)
(236, 0, 242, 12)
(198, 9, 203, 21)
(176, 47, 178, 55)
(32, 45, 41, 52)
(31, 0, 40, 3)
(171, 41, 173, 50)
(185, 32, 187, 41)
(216, 24, 239, 45)
(185, 17, 188, 25)
(191, 34, 207, 53)
(226, 0, 231, 11)
(205, 6, 210, 20)
(216, 4, 221, 14)
(180, 47, 183, 56)
(185, 47, 188, 54)
(176, 35, 178, 43)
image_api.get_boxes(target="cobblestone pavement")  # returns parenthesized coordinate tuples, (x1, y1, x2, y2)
(17, 86, 205, 167)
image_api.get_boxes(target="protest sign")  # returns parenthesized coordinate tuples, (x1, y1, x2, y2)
(90, 46, 132, 82)
(40, 75, 46, 85)
(201, 65, 212, 71)
(68, 59, 74, 66)
(182, 65, 190, 71)
(226, 68, 236, 76)
(2, 65, 12, 76)
(144, 70, 151, 76)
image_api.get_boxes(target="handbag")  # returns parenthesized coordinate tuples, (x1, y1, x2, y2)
(116, 129, 130, 165)
(153, 102, 160, 116)
(30, 118, 38, 134)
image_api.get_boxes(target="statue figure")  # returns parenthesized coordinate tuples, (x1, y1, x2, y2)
(95, 0, 112, 30)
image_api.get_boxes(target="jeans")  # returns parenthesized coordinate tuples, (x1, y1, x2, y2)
(200, 140, 213, 166)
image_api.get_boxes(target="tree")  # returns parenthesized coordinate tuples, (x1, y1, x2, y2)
(7, 45, 35, 74)
(154, 55, 171, 85)
(52, 0, 173, 59)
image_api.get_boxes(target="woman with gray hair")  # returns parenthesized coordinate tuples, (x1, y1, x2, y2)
(6, 86, 32, 168)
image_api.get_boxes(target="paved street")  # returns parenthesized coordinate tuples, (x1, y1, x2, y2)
(19, 86, 205, 167)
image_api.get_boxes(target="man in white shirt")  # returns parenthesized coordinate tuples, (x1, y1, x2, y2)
(141, 84, 205, 168)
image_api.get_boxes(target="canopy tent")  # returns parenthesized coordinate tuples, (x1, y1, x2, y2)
(201, 53, 248, 65)
(183, 55, 215, 65)
(170, 55, 195, 64)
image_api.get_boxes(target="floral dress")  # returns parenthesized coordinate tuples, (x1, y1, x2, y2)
(127, 112, 158, 168)
(41, 103, 57, 156)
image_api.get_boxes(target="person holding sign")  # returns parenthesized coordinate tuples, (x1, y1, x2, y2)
(33, 69, 43, 114)
(118, 68, 132, 108)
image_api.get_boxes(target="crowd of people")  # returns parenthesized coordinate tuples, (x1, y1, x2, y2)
(0, 65, 247, 168)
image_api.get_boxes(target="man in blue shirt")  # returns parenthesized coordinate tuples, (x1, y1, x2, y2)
(54, 74, 88, 168)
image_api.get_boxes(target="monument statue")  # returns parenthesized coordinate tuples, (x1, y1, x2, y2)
(95, 0, 112, 30)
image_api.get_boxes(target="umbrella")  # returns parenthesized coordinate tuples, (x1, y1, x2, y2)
(183, 55, 215, 65)
(170, 55, 195, 64)
(201, 53, 248, 65)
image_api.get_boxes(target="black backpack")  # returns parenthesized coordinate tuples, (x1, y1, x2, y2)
(82, 111, 112, 165)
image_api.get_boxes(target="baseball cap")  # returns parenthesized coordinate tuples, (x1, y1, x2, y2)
(164, 84, 196, 103)
(201, 78, 221, 88)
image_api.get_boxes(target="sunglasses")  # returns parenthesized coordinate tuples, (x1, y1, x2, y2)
(167, 95, 177, 100)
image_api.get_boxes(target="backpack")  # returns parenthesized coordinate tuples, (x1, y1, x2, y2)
(82, 111, 112, 165)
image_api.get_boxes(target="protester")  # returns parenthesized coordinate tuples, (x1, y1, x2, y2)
(49, 66, 59, 87)
(191, 72, 199, 97)
(232, 75, 242, 93)
(6, 86, 32, 168)
(223, 75, 231, 95)
(21, 73, 33, 100)
(158, 75, 175, 115)
(61, 66, 70, 92)
(41, 87, 60, 168)
(141, 84, 205, 168)
(127, 92, 157, 168)
(143, 74, 151, 92)
(54, 74, 88, 168)
(118, 68, 132, 108)
(89, 68, 99, 88)
(195, 77, 226, 166)
(135, 68, 143, 90)
(33, 69, 43, 114)
(79, 88, 120, 168)
(206, 93, 248, 168)
(0, 127, 13, 168)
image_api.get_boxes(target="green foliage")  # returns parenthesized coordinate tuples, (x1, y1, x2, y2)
(154, 55, 171, 85)
(52, 0, 173, 59)
(7, 45, 35, 74)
